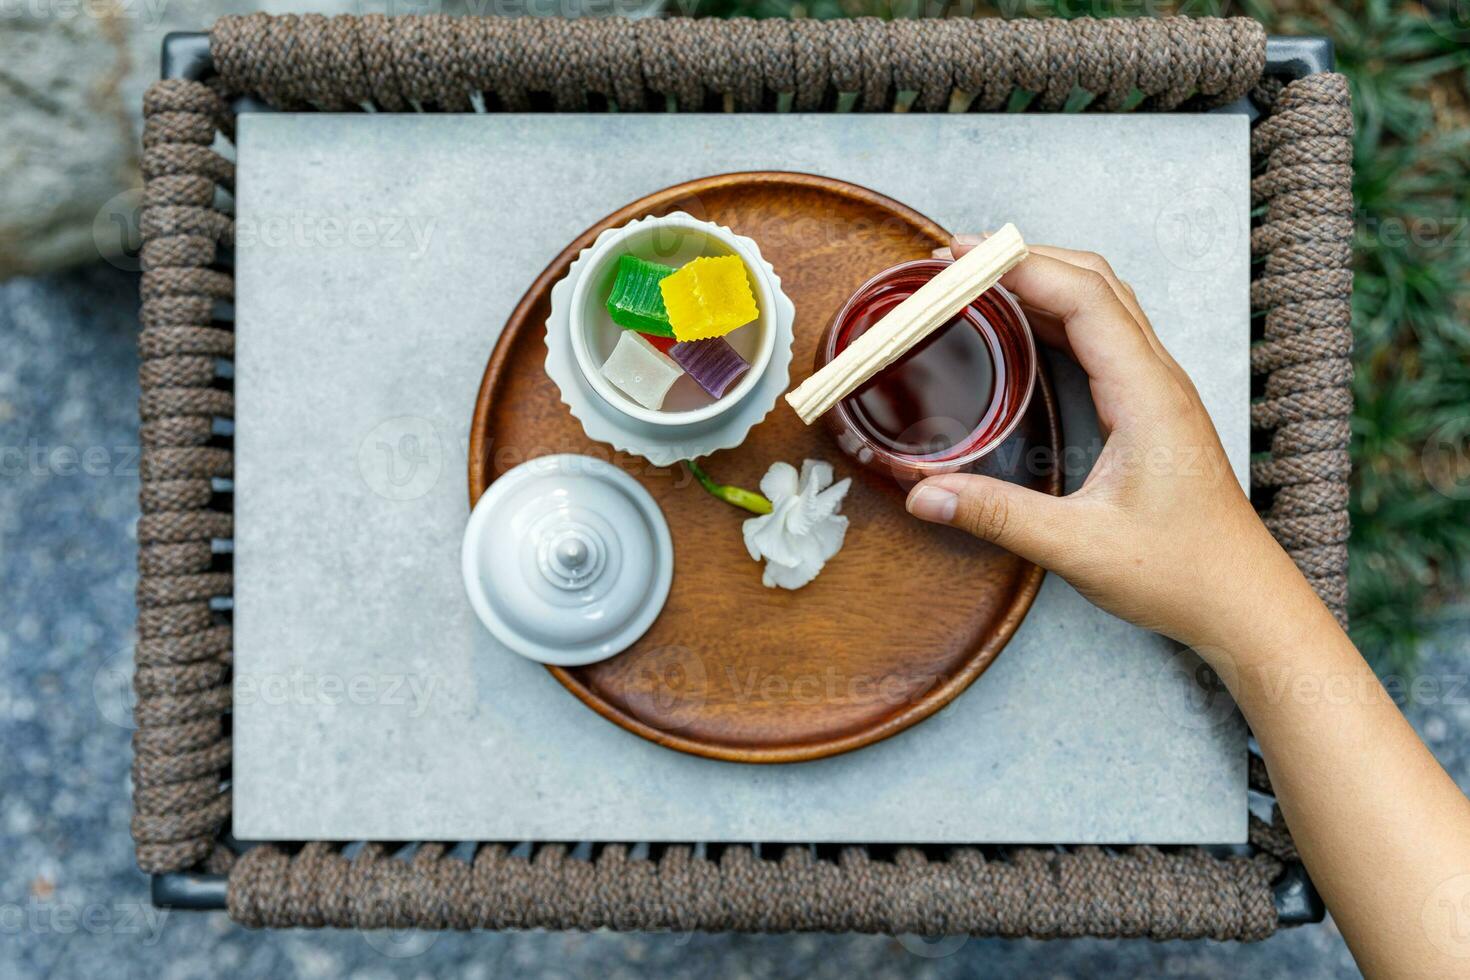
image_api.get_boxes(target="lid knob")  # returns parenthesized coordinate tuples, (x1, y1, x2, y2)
(558, 537, 589, 568)
(539, 523, 606, 590)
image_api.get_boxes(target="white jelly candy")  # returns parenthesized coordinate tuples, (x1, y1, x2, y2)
(600, 331, 684, 411)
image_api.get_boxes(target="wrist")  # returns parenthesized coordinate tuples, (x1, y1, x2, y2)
(1175, 532, 1339, 672)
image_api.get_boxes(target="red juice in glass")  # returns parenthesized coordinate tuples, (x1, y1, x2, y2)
(816, 259, 1037, 480)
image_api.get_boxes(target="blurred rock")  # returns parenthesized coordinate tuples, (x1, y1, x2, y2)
(1, 0, 283, 278)
(0, 10, 136, 277)
(3, 2, 669, 279)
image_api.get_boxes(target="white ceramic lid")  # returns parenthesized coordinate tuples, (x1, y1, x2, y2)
(461, 454, 673, 666)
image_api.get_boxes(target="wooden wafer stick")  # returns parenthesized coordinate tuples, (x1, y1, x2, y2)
(785, 224, 1029, 425)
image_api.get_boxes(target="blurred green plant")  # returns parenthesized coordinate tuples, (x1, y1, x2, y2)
(696, 0, 1470, 673)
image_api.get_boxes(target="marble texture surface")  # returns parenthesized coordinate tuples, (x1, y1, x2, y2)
(232, 113, 1251, 843)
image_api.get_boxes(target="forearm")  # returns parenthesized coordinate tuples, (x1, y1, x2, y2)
(1215, 572, 1470, 977)
(915, 240, 1468, 976)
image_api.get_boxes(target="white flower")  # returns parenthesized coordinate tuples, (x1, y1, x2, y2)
(742, 459, 852, 590)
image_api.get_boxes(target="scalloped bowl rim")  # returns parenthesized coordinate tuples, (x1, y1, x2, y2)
(567, 213, 778, 427)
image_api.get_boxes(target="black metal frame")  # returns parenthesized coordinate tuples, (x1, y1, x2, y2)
(145, 27, 1334, 929)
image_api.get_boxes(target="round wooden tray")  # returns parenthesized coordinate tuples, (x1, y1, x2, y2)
(469, 172, 1061, 763)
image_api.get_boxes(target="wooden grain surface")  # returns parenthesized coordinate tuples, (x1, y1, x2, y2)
(468, 172, 1061, 763)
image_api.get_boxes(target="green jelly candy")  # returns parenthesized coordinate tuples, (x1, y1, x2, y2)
(606, 255, 675, 336)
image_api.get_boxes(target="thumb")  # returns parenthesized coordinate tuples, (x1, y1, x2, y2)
(948, 233, 986, 259)
(905, 472, 1071, 568)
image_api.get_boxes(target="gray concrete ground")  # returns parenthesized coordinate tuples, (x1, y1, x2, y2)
(4, 262, 1467, 977)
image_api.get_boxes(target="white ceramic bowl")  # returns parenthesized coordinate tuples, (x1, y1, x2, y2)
(545, 214, 795, 467)
(569, 213, 778, 426)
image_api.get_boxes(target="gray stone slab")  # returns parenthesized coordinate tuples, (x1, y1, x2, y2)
(232, 112, 1250, 844)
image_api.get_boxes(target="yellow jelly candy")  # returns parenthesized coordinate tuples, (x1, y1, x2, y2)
(659, 255, 759, 341)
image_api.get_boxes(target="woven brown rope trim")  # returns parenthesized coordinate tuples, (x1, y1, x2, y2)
(135, 77, 236, 873)
(208, 15, 1265, 113)
(1248, 72, 1354, 628)
(224, 842, 1280, 939)
(135, 17, 1354, 941)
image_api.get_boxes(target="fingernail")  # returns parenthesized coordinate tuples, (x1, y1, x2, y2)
(930, 246, 953, 260)
(907, 486, 958, 523)
(953, 233, 984, 246)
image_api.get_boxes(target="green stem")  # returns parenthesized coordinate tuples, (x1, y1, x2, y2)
(685, 459, 772, 515)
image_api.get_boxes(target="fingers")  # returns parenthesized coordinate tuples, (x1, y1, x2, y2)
(947, 235, 1191, 432)
(1024, 245, 1179, 372)
(999, 251, 1165, 395)
(946, 235, 980, 260)
(1027, 245, 1147, 326)
(949, 236, 1181, 375)
(951, 236, 1137, 318)
(932, 233, 981, 263)
(940, 237, 1077, 359)
(906, 473, 1075, 570)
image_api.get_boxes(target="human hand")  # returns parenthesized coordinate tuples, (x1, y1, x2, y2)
(906, 237, 1321, 653)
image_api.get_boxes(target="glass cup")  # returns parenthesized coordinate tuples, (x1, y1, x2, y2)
(815, 259, 1037, 481)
